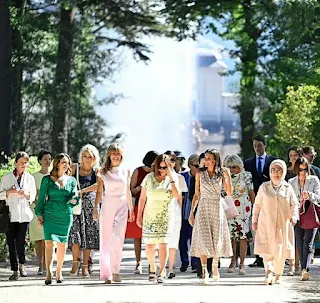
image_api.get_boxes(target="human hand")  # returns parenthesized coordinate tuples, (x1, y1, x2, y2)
(302, 191, 310, 200)
(189, 213, 195, 227)
(252, 222, 258, 232)
(37, 216, 43, 228)
(128, 209, 135, 223)
(70, 199, 77, 205)
(136, 214, 143, 228)
(93, 206, 99, 221)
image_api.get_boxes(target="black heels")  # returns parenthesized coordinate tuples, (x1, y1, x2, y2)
(45, 280, 52, 285)
(56, 279, 64, 284)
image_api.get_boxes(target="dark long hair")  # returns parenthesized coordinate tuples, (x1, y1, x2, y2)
(153, 154, 168, 176)
(50, 153, 72, 178)
(200, 149, 223, 178)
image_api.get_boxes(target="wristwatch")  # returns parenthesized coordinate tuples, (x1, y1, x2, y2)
(170, 180, 175, 184)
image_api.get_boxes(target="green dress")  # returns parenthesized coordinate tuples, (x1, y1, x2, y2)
(35, 175, 79, 243)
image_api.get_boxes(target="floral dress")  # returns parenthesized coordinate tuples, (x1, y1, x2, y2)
(141, 172, 176, 244)
(228, 171, 253, 241)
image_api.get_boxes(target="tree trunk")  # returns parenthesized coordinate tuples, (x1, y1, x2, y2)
(239, 0, 260, 159)
(51, 7, 75, 155)
(11, 0, 26, 151)
(0, 0, 13, 163)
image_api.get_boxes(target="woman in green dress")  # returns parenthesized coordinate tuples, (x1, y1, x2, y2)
(35, 153, 79, 285)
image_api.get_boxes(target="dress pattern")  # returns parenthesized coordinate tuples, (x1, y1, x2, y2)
(190, 170, 232, 258)
(228, 171, 253, 241)
(142, 173, 175, 244)
(68, 170, 99, 250)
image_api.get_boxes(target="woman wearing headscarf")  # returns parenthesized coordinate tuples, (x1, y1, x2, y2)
(252, 159, 299, 285)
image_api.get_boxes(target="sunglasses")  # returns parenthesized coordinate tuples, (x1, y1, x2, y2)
(299, 168, 308, 172)
(159, 166, 167, 170)
(228, 166, 238, 169)
(190, 164, 199, 169)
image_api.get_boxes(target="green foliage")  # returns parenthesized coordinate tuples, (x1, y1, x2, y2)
(0, 155, 40, 262)
(275, 85, 320, 154)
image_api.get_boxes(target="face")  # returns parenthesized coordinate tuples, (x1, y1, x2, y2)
(40, 154, 52, 169)
(303, 152, 314, 164)
(175, 158, 184, 171)
(166, 155, 176, 170)
(298, 164, 308, 178)
(57, 156, 70, 173)
(253, 140, 266, 156)
(289, 150, 299, 166)
(16, 157, 29, 173)
(270, 164, 283, 181)
(189, 161, 199, 176)
(82, 151, 95, 168)
(199, 158, 206, 168)
(228, 165, 241, 175)
(110, 151, 122, 166)
(205, 153, 215, 168)
(158, 161, 168, 177)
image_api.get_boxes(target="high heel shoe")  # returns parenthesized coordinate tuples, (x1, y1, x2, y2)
(264, 270, 274, 285)
(44, 279, 52, 285)
(70, 259, 80, 276)
(239, 264, 245, 275)
(201, 266, 209, 285)
(212, 266, 220, 282)
(82, 265, 90, 278)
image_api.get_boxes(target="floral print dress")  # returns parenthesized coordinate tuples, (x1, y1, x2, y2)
(141, 172, 176, 244)
(228, 171, 253, 241)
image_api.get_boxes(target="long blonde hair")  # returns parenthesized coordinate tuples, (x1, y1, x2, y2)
(78, 144, 100, 169)
(100, 143, 124, 175)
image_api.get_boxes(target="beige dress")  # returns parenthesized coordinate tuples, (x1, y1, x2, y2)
(190, 171, 232, 258)
(29, 172, 47, 242)
(252, 181, 299, 259)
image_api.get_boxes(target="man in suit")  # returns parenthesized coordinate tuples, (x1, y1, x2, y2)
(244, 134, 277, 267)
(303, 146, 320, 180)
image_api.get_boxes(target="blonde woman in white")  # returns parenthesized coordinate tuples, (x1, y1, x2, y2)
(252, 159, 299, 285)
(30, 150, 52, 275)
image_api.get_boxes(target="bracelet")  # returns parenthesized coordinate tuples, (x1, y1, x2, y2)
(170, 180, 175, 184)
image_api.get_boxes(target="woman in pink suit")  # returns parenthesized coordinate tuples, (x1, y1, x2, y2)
(93, 144, 134, 283)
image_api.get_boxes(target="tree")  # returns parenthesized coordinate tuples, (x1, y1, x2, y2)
(162, 0, 276, 158)
(275, 85, 320, 158)
(0, 0, 12, 163)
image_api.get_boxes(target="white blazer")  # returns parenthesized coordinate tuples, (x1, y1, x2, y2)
(0, 171, 36, 223)
(288, 175, 320, 207)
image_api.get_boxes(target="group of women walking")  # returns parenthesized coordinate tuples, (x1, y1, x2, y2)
(1, 141, 320, 286)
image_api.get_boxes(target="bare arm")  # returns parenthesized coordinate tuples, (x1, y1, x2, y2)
(126, 170, 133, 212)
(249, 190, 255, 204)
(222, 168, 233, 196)
(190, 172, 200, 215)
(130, 168, 140, 196)
(94, 177, 103, 209)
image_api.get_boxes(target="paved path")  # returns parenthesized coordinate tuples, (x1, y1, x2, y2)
(1, 242, 320, 303)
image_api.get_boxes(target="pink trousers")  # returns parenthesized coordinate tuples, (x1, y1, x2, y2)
(100, 197, 128, 280)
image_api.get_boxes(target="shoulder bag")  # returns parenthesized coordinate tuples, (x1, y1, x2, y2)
(73, 164, 82, 215)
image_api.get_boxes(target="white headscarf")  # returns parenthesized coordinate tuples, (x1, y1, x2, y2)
(270, 159, 287, 186)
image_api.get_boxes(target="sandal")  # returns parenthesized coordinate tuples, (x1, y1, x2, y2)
(157, 275, 165, 283)
(239, 264, 245, 275)
(70, 259, 80, 276)
(82, 265, 90, 278)
(149, 272, 156, 282)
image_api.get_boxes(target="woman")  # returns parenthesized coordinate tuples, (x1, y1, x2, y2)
(252, 159, 298, 285)
(286, 146, 303, 181)
(223, 154, 255, 275)
(0, 152, 36, 281)
(136, 154, 179, 283)
(35, 153, 79, 285)
(126, 150, 158, 274)
(69, 144, 100, 278)
(189, 149, 233, 283)
(288, 157, 320, 281)
(30, 150, 52, 275)
(93, 143, 134, 284)
(285, 146, 302, 275)
(164, 150, 188, 279)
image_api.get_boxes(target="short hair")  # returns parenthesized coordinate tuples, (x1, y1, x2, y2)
(78, 144, 100, 168)
(15, 151, 29, 163)
(293, 157, 311, 175)
(173, 150, 185, 161)
(288, 145, 303, 157)
(37, 150, 52, 163)
(164, 150, 177, 161)
(142, 151, 159, 167)
(223, 154, 244, 171)
(303, 146, 317, 157)
(153, 154, 167, 176)
(188, 154, 199, 165)
(253, 134, 266, 146)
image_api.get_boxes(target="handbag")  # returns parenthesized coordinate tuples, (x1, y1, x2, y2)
(0, 200, 10, 233)
(73, 164, 82, 215)
(222, 195, 239, 220)
(299, 199, 320, 229)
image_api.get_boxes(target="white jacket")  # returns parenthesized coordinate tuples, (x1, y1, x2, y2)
(0, 171, 36, 223)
